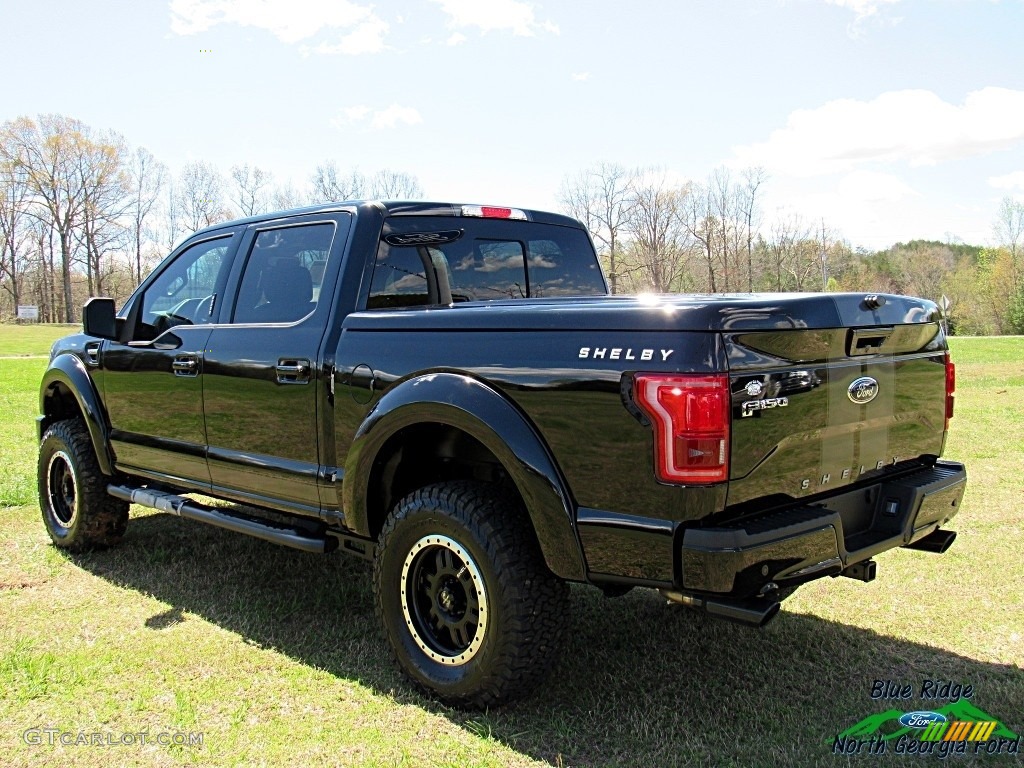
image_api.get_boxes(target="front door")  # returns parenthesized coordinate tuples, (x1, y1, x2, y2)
(103, 234, 238, 488)
(202, 216, 347, 515)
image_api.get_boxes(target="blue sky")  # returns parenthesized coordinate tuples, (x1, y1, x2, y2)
(3, 0, 1023, 249)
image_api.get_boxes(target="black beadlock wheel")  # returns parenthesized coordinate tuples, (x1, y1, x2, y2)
(38, 419, 128, 551)
(373, 481, 570, 708)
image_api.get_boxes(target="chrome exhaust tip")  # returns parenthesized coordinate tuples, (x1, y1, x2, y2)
(660, 590, 781, 628)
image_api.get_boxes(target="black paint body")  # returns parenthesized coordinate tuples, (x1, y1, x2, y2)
(38, 201, 967, 598)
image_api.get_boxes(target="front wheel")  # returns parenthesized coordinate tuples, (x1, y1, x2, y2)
(38, 419, 128, 551)
(373, 481, 569, 708)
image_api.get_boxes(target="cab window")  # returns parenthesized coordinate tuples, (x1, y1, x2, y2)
(232, 223, 336, 324)
(137, 236, 233, 338)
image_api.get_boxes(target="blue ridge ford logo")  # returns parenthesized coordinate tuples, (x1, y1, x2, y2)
(848, 376, 879, 404)
(899, 711, 947, 729)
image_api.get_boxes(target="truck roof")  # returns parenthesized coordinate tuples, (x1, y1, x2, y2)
(188, 200, 586, 240)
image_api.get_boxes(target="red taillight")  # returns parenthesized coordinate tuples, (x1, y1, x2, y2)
(945, 352, 956, 426)
(633, 374, 731, 484)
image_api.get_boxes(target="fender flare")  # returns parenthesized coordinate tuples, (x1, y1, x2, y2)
(343, 372, 586, 581)
(39, 354, 115, 476)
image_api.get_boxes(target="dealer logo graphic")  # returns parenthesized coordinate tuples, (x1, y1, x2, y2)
(919, 719, 999, 742)
(832, 699, 1020, 757)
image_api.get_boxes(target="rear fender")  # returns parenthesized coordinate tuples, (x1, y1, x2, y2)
(343, 372, 585, 580)
(39, 353, 114, 476)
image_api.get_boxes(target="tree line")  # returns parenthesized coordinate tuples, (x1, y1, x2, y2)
(559, 163, 1024, 335)
(0, 114, 422, 322)
(1, 114, 1022, 334)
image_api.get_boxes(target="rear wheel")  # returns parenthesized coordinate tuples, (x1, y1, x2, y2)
(38, 419, 128, 551)
(373, 481, 569, 707)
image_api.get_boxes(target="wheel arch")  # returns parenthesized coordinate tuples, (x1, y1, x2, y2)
(343, 372, 586, 581)
(39, 354, 114, 476)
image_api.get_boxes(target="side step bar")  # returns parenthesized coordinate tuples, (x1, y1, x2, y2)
(108, 485, 336, 554)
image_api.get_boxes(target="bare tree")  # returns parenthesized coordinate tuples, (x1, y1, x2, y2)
(368, 169, 423, 199)
(0, 115, 103, 321)
(76, 130, 129, 296)
(994, 196, 1024, 290)
(126, 146, 166, 284)
(160, 180, 183, 252)
(886, 242, 956, 301)
(678, 181, 719, 292)
(765, 212, 820, 291)
(740, 167, 768, 291)
(271, 181, 306, 211)
(310, 161, 365, 203)
(558, 163, 634, 294)
(625, 170, 696, 293)
(0, 149, 32, 317)
(176, 161, 227, 234)
(230, 163, 273, 216)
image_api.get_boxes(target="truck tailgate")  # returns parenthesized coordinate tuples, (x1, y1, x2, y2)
(726, 319, 948, 508)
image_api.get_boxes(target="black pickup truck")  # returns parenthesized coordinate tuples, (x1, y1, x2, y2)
(37, 201, 967, 706)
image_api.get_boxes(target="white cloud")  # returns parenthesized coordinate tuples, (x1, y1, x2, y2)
(446, 32, 467, 46)
(170, 0, 390, 54)
(371, 104, 423, 129)
(731, 88, 1024, 177)
(837, 170, 917, 202)
(431, 0, 558, 37)
(344, 105, 371, 123)
(824, 0, 902, 23)
(824, 0, 903, 35)
(331, 104, 423, 131)
(169, 0, 373, 43)
(990, 171, 1024, 191)
(571, 72, 589, 82)
(315, 17, 389, 55)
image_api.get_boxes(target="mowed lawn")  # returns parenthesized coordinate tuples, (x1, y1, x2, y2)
(1, 327, 1022, 767)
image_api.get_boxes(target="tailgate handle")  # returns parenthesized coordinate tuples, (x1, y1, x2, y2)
(848, 327, 893, 356)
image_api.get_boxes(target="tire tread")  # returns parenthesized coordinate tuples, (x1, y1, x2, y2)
(38, 419, 128, 551)
(374, 480, 569, 708)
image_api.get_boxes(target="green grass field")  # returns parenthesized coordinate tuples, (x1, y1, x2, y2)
(1, 327, 1022, 766)
(0, 324, 79, 357)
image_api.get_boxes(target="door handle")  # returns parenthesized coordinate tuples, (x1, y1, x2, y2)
(172, 354, 199, 376)
(276, 359, 311, 384)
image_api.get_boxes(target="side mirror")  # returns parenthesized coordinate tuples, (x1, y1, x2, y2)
(82, 297, 117, 340)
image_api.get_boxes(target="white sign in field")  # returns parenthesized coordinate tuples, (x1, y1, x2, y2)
(16, 305, 39, 320)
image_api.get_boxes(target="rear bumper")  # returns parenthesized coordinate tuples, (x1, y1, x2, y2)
(680, 460, 967, 596)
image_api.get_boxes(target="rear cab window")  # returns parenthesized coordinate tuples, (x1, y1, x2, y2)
(367, 217, 606, 309)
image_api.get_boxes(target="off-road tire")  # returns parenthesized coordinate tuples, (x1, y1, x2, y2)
(38, 419, 128, 551)
(373, 481, 569, 708)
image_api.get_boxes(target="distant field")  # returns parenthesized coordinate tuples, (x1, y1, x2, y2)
(948, 334, 1024, 365)
(1, 326, 1022, 767)
(0, 324, 79, 357)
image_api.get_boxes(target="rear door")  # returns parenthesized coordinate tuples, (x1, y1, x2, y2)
(201, 213, 352, 515)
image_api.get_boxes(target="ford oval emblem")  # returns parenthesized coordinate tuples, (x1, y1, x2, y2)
(899, 711, 947, 729)
(848, 376, 879, 404)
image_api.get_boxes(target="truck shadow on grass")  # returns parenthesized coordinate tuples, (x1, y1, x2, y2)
(71, 512, 1023, 767)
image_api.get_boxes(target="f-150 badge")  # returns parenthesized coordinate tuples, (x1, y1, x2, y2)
(741, 397, 789, 417)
